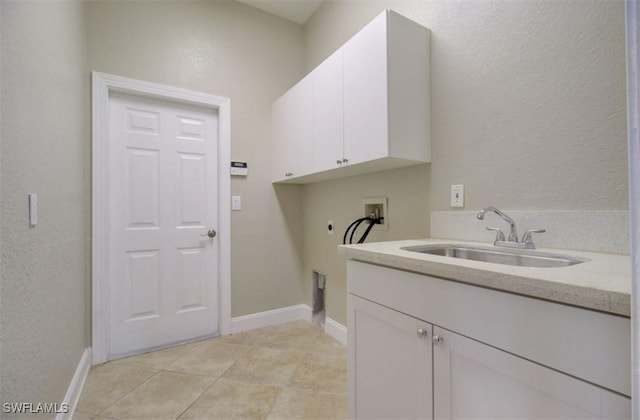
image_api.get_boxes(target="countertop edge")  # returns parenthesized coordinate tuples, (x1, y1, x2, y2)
(339, 240, 631, 317)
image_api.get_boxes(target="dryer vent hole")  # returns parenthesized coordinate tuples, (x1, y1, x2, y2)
(312, 271, 326, 326)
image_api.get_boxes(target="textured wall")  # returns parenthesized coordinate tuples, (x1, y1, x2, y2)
(302, 166, 430, 324)
(86, 0, 306, 317)
(302, 0, 628, 325)
(0, 0, 88, 408)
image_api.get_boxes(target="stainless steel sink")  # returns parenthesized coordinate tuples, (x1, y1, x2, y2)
(401, 244, 589, 268)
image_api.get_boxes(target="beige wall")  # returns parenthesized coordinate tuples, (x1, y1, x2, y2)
(86, 0, 306, 317)
(0, 0, 88, 406)
(0, 0, 629, 403)
(303, 166, 430, 324)
(302, 0, 628, 325)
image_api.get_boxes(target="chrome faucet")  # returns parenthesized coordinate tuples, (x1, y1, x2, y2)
(477, 207, 546, 249)
(477, 206, 518, 242)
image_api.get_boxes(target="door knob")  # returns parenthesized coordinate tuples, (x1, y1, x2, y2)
(201, 229, 217, 238)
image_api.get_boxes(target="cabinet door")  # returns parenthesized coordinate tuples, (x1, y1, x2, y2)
(288, 75, 313, 178)
(433, 327, 631, 419)
(271, 91, 289, 181)
(343, 12, 389, 166)
(312, 49, 344, 173)
(348, 294, 433, 419)
(271, 76, 313, 182)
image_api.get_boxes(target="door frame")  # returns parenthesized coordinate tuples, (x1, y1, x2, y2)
(91, 72, 231, 364)
(627, 0, 640, 414)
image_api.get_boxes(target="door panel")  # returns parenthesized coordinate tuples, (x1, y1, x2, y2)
(108, 92, 219, 358)
(176, 247, 206, 312)
(125, 250, 160, 320)
(126, 149, 159, 226)
(177, 153, 206, 224)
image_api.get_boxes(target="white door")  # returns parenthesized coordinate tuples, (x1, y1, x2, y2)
(108, 92, 219, 358)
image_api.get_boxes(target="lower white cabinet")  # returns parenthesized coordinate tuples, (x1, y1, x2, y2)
(348, 294, 432, 419)
(433, 326, 630, 419)
(347, 260, 631, 419)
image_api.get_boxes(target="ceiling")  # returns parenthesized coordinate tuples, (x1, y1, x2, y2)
(235, 0, 325, 25)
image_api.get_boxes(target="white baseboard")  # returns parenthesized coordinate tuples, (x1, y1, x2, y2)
(57, 347, 92, 420)
(230, 304, 312, 334)
(230, 304, 348, 346)
(324, 316, 347, 346)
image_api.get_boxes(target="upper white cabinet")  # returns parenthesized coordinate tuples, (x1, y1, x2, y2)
(272, 9, 431, 184)
(312, 49, 344, 174)
(271, 74, 313, 181)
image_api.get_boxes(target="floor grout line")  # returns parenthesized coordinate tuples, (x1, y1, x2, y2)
(174, 375, 224, 420)
(94, 367, 163, 418)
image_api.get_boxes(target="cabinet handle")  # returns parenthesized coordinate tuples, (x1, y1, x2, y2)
(342, 158, 349, 164)
(285, 172, 293, 177)
(336, 160, 342, 165)
(433, 334, 443, 345)
(416, 328, 429, 338)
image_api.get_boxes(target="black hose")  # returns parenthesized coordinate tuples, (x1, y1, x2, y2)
(342, 217, 384, 244)
(357, 219, 377, 243)
(343, 217, 369, 245)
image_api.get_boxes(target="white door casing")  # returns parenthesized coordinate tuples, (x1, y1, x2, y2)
(626, 0, 640, 414)
(92, 72, 231, 364)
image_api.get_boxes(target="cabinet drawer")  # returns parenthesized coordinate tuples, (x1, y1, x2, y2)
(347, 260, 631, 396)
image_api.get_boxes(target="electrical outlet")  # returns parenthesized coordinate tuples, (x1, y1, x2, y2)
(451, 185, 464, 208)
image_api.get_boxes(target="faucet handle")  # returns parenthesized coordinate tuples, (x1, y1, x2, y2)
(486, 227, 505, 243)
(522, 229, 546, 246)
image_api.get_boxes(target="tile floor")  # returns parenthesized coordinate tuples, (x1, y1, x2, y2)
(75, 320, 347, 419)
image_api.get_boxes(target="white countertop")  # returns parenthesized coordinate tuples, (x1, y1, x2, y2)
(339, 239, 631, 317)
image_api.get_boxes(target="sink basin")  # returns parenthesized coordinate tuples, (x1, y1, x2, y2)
(401, 244, 589, 268)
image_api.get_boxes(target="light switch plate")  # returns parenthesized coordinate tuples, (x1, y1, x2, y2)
(29, 193, 38, 226)
(451, 185, 464, 208)
(232, 195, 241, 211)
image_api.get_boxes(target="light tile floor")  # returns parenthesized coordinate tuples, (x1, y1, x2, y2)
(75, 320, 347, 420)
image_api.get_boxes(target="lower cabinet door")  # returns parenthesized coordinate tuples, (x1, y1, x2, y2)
(432, 326, 631, 419)
(348, 294, 433, 419)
